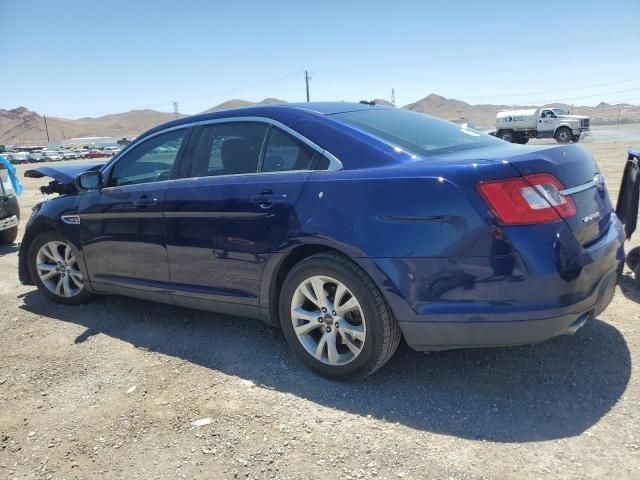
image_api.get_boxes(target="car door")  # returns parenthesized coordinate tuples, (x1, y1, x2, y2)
(164, 120, 321, 315)
(78, 127, 191, 298)
(538, 109, 557, 135)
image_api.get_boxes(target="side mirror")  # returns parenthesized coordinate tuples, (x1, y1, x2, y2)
(75, 170, 102, 191)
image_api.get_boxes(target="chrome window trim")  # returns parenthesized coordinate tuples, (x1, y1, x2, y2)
(104, 116, 343, 179)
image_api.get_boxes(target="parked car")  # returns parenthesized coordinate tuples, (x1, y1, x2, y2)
(18, 103, 625, 379)
(6, 152, 30, 164)
(103, 146, 122, 156)
(86, 149, 109, 159)
(61, 151, 77, 160)
(29, 151, 44, 162)
(41, 151, 63, 162)
(0, 161, 20, 244)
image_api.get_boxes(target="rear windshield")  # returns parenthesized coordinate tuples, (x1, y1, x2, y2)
(332, 108, 501, 156)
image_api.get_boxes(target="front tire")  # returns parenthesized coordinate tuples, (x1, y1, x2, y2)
(555, 127, 573, 144)
(27, 231, 93, 304)
(0, 226, 18, 245)
(498, 130, 514, 143)
(279, 253, 401, 380)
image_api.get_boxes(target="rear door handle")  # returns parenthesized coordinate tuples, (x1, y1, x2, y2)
(250, 193, 288, 208)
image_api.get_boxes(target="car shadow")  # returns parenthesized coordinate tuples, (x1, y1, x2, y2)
(19, 290, 631, 443)
(0, 243, 20, 256)
(618, 271, 640, 304)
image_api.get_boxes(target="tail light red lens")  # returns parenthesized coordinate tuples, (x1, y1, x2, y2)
(477, 173, 576, 225)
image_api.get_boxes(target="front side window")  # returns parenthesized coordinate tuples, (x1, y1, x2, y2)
(261, 128, 317, 172)
(332, 108, 501, 156)
(109, 128, 187, 187)
(192, 122, 268, 178)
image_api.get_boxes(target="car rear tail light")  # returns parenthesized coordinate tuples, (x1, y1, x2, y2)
(477, 173, 576, 225)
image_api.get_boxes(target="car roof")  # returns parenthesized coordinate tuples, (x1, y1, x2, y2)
(141, 102, 391, 139)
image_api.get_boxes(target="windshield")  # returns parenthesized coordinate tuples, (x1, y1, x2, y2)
(552, 108, 568, 115)
(331, 108, 501, 156)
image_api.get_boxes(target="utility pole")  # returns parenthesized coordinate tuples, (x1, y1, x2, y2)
(391, 88, 396, 106)
(43, 115, 50, 143)
(304, 70, 311, 102)
(172, 101, 179, 118)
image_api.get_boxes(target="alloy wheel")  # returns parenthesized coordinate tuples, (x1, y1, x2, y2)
(36, 241, 84, 297)
(290, 275, 366, 366)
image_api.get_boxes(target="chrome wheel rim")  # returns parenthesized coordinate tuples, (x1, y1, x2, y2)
(36, 241, 84, 297)
(558, 130, 570, 142)
(290, 275, 366, 366)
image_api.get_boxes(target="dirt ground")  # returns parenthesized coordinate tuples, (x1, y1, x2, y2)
(1, 126, 640, 480)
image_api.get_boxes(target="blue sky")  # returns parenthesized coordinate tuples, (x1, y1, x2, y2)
(2, 0, 639, 118)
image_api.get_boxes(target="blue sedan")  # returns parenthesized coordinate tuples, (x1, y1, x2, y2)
(19, 102, 625, 379)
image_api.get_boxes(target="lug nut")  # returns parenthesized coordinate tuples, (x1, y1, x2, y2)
(332, 311, 336, 316)
(317, 317, 323, 323)
(335, 323, 339, 329)
(325, 326, 332, 333)
(321, 307, 327, 313)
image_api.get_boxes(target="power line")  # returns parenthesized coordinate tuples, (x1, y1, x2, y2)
(316, 35, 640, 75)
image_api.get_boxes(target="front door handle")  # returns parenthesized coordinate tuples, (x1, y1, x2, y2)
(133, 195, 157, 208)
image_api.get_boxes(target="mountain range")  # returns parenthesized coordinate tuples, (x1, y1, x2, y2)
(2, 94, 638, 145)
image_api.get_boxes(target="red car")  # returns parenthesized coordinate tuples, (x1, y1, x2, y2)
(86, 150, 109, 159)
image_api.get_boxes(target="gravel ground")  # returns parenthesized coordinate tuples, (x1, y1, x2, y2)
(1, 127, 640, 479)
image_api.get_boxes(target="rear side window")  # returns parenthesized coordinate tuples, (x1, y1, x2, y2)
(192, 122, 268, 178)
(332, 108, 501, 156)
(109, 128, 187, 187)
(261, 128, 317, 172)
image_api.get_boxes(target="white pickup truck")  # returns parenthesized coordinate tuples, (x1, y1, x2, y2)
(494, 107, 590, 144)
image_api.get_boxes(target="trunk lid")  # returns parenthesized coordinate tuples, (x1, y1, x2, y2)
(506, 144, 612, 245)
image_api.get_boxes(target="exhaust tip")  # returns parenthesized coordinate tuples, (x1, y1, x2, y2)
(566, 312, 591, 335)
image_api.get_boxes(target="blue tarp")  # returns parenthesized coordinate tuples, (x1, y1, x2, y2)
(0, 155, 24, 195)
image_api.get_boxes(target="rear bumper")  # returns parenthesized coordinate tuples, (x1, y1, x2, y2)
(398, 267, 618, 351)
(360, 214, 625, 351)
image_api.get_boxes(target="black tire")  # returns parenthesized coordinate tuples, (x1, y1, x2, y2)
(27, 231, 93, 305)
(573, 135, 581, 143)
(498, 130, 514, 143)
(635, 264, 640, 289)
(627, 246, 640, 272)
(555, 127, 573, 144)
(0, 226, 18, 244)
(515, 136, 530, 144)
(279, 253, 401, 380)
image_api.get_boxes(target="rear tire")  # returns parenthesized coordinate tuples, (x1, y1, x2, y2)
(0, 226, 18, 245)
(555, 127, 573, 144)
(279, 253, 401, 380)
(498, 130, 514, 143)
(627, 246, 640, 272)
(27, 231, 93, 305)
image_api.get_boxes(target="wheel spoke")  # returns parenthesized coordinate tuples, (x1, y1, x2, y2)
(340, 331, 362, 355)
(310, 277, 329, 309)
(335, 296, 359, 316)
(37, 263, 57, 272)
(40, 270, 59, 281)
(299, 282, 320, 308)
(334, 282, 348, 308)
(64, 245, 72, 263)
(326, 333, 340, 365)
(314, 334, 328, 360)
(55, 277, 64, 295)
(42, 244, 63, 263)
(68, 269, 83, 286)
(340, 324, 365, 342)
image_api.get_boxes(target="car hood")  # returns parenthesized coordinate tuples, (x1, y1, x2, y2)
(24, 162, 105, 183)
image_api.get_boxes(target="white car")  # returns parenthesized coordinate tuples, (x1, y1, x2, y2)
(103, 146, 122, 156)
(42, 151, 63, 162)
(61, 151, 77, 160)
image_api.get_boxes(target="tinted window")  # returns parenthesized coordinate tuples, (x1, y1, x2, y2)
(192, 122, 268, 177)
(109, 129, 187, 186)
(261, 128, 317, 172)
(332, 108, 501, 156)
